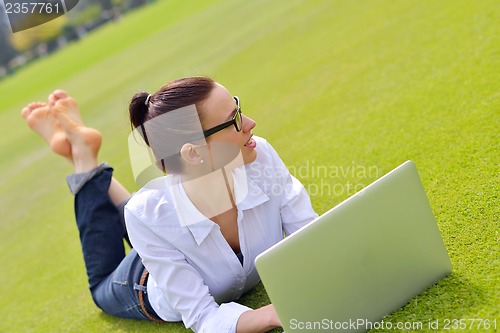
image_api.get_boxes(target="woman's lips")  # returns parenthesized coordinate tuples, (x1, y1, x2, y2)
(244, 136, 256, 148)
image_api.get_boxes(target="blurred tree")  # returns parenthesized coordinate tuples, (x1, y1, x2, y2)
(0, 7, 18, 64)
(0, 0, 154, 69)
(0, 28, 18, 64)
(101, 0, 114, 11)
(10, 15, 67, 52)
(67, 4, 101, 27)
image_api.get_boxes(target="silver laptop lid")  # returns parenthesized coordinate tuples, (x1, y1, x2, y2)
(255, 160, 452, 332)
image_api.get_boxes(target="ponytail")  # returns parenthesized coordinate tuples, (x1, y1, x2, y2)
(129, 91, 151, 131)
(127, 77, 216, 174)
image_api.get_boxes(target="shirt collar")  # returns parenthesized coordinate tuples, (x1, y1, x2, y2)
(167, 176, 212, 245)
(235, 166, 270, 211)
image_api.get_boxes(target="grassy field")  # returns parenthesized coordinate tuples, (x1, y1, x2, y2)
(0, 0, 498, 332)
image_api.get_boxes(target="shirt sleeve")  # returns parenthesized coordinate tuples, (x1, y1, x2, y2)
(265, 140, 318, 236)
(125, 205, 252, 333)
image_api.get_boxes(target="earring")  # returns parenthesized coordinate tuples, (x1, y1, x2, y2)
(200, 159, 204, 164)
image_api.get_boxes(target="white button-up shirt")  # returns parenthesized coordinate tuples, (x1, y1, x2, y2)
(125, 137, 317, 332)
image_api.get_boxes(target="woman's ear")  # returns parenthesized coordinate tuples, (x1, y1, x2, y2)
(180, 143, 204, 165)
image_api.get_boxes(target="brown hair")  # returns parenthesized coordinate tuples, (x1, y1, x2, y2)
(129, 76, 215, 130)
(129, 76, 216, 173)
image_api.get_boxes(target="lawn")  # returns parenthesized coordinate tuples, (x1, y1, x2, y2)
(0, 0, 498, 332)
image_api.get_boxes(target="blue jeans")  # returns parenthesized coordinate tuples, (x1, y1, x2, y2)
(73, 167, 161, 321)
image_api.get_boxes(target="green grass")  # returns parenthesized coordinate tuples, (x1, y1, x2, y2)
(0, 0, 498, 332)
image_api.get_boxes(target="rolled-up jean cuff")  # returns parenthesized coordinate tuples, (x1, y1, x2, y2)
(66, 162, 113, 195)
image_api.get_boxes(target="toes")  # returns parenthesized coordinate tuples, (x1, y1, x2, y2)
(52, 97, 79, 118)
(21, 106, 30, 118)
(30, 102, 47, 111)
(48, 89, 69, 106)
(21, 102, 46, 118)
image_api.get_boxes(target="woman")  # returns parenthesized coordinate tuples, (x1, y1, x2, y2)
(22, 77, 317, 333)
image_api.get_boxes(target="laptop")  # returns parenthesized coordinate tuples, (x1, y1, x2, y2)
(254, 160, 452, 332)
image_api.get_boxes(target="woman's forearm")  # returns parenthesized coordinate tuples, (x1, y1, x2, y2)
(236, 304, 281, 333)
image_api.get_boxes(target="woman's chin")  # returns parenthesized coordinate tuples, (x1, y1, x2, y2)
(243, 149, 257, 165)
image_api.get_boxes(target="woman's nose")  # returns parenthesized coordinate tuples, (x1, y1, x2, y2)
(242, 114, 256, 132)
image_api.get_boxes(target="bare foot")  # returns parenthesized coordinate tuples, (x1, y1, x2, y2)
(51, 93, 102, 173)
(21, 102, 72, 159)
(49, 90, 85, 126)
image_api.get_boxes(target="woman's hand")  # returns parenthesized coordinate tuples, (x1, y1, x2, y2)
(236, 304, 281, 333)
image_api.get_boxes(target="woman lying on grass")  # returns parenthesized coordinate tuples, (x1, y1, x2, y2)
(22, 77, 317, 333)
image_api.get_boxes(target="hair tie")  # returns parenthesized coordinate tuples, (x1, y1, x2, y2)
(145, 94, 152, 106)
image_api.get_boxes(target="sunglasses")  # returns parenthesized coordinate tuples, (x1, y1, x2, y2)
(203, 96, 242, 138)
